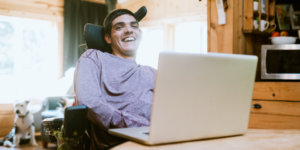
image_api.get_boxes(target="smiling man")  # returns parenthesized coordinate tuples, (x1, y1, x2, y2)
(104, 12, 141, 59)
(74, 8, 156, 149)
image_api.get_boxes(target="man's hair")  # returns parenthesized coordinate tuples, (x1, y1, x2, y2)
(103, 9, 137, 36)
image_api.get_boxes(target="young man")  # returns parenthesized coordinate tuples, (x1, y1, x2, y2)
(74, 8, 156, 149)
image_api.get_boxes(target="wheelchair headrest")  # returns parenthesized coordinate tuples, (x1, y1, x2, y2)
(84, 6, 147, 53)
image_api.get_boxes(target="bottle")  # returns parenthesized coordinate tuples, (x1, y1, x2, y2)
(261, 0, 266, 14)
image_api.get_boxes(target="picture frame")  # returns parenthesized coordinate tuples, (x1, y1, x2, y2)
(290, 11, 300, 30)
(275, 4, 291, 30)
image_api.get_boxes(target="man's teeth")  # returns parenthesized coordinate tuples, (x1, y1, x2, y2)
(124, 37, 135, 42)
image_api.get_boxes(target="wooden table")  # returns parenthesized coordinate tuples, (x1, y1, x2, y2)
(111, 129, 300, 150)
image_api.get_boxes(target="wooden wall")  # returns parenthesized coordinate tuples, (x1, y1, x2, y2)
(0, 0, 64, 75)
(208, 0, 252, 54)
(118, 0, 206, 22)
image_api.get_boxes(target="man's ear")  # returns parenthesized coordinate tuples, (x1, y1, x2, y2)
(104, 34, 111, 44)
(139, 28, 142, 36)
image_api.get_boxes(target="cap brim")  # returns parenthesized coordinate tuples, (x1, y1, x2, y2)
(134, 6, 147, 22)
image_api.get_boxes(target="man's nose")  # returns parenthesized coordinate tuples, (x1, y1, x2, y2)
(124, 26, 133, 34)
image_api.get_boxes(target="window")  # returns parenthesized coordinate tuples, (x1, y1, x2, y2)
(136, 20, 207, 68)
(174, 21, 207, 54)
(0, 15, 60, 103)
(136, 27, 165, 68)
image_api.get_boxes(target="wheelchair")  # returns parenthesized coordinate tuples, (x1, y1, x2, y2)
(42, 105, 89, 149)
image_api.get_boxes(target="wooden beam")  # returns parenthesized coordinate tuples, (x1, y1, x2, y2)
(81, 0, 105, 4)
(0, 0, 63, 20)
(208, 0, 234, 53)
(243, 0, 254, 32)
(0, 0, 63, 7)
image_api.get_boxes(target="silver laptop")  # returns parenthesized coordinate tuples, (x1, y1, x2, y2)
(109, 52, 258, 145)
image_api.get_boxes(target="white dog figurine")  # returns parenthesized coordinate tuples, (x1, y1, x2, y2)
(13, 100, 38, 147)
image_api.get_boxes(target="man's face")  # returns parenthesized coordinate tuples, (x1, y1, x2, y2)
(105, 14, 141, 59)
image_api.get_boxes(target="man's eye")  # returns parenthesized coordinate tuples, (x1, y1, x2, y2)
(132, 24, 139, 28)
(115, 26, 122, 30)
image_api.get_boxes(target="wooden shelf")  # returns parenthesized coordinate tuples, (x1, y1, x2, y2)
(243, 0, 276, 33)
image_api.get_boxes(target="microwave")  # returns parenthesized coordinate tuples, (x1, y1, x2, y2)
(260, 44, 300, 80)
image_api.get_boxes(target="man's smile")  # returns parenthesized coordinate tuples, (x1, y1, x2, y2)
(122, 37, 136, 42)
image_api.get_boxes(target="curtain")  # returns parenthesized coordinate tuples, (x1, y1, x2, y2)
(63, 0, 107, 73)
